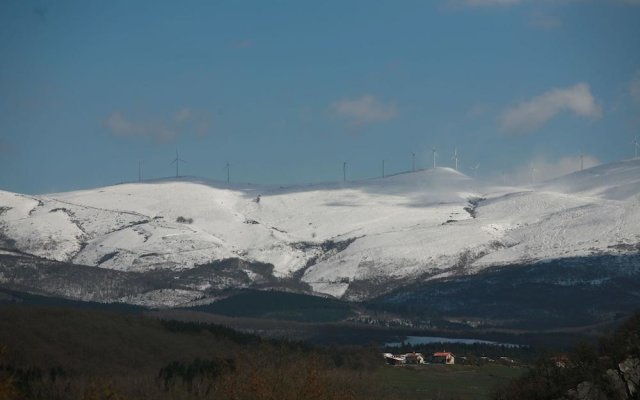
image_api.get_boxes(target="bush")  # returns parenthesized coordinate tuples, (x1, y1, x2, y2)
(0, 346, 19, 400)
(176, 216, 193, 224)
(493, 313, 640, 400)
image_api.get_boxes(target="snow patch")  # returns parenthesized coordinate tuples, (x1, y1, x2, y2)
(118, 289, 204, 308)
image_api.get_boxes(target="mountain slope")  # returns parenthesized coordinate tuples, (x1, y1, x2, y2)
(1, 159, 639, 305)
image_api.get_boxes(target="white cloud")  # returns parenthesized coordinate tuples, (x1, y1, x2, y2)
(104, 108, 211, 142)
(447, 0, 522, 7)
(330, 95, 397, 127)
(104, 112, 144, 136)
(499, 83, 602, 134)
(104, 112, 175, 141)
(507, 154, 600, 184)
(528, 13, 562, 29)
(630, 70, 640, 104)
(232, 39, 254, 48)
(449, 0, 639, 8)
(174, 107, 193, 122)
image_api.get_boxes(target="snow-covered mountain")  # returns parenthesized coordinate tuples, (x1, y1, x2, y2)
(1, 159, 639, 307)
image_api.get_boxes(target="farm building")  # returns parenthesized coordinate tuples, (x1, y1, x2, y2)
(383, 353, 405, 365)
(404, 352, 425, 364)
(431, 351, 455, 364)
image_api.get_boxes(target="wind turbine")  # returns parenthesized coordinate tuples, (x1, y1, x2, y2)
(343, 161, 347, 182)
(225, 161, 230, 183)
(171, 150, 187, 178)
(412, 152, 416, 172)
(529, 164, 536, 184)
(432, 148, 438, 169)
(452, 148, 459, 171)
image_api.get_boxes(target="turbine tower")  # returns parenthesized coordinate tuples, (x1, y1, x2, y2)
(412, 152, 416, 172)
(225, 161, 230, 183)
(343, 161, 347, 182)
(382, 160, 385, 178)
(171, 150, 187, 178)
(635, 136, 639, 159)
(529, 164, 536, 184)
(432, 148, 437, 169)
(452, 148, 459, 171)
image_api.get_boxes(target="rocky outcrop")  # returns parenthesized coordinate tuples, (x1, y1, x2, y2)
(559, 358, 640, 400)
(618, 357, 640, 397)
(564, 381, 608, 400)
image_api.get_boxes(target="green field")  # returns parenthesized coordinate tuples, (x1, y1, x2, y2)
(375, 364, 525, 400)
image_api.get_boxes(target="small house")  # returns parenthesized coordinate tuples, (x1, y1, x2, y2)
(551, 355, 570, 368)
(404, 352, 425, 365)
(383, 353, 405, 366)
(432, 351, 455, 365)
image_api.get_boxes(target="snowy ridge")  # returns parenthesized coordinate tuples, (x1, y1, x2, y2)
(1, 159, 639, 301)
(540, 158, 640, 201)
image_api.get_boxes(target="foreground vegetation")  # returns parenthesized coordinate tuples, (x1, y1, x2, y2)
(0, 304, 530, 400)
(2, 302, 637, 400)
(0, 305, 384, 399)
(493, 313, 640, 400)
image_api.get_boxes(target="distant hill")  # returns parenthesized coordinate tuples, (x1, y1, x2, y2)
(1, 159, 639, 331)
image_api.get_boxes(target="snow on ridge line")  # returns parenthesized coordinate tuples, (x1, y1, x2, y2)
(1, 159, 639, 300)
(539, 158, 640, 201)
(38, 166, 472, 198)
(0, 167, 484, 278)
(2, 158, 636, 200)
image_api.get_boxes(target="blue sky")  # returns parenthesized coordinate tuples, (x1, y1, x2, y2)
(1, 0, 640, 194)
